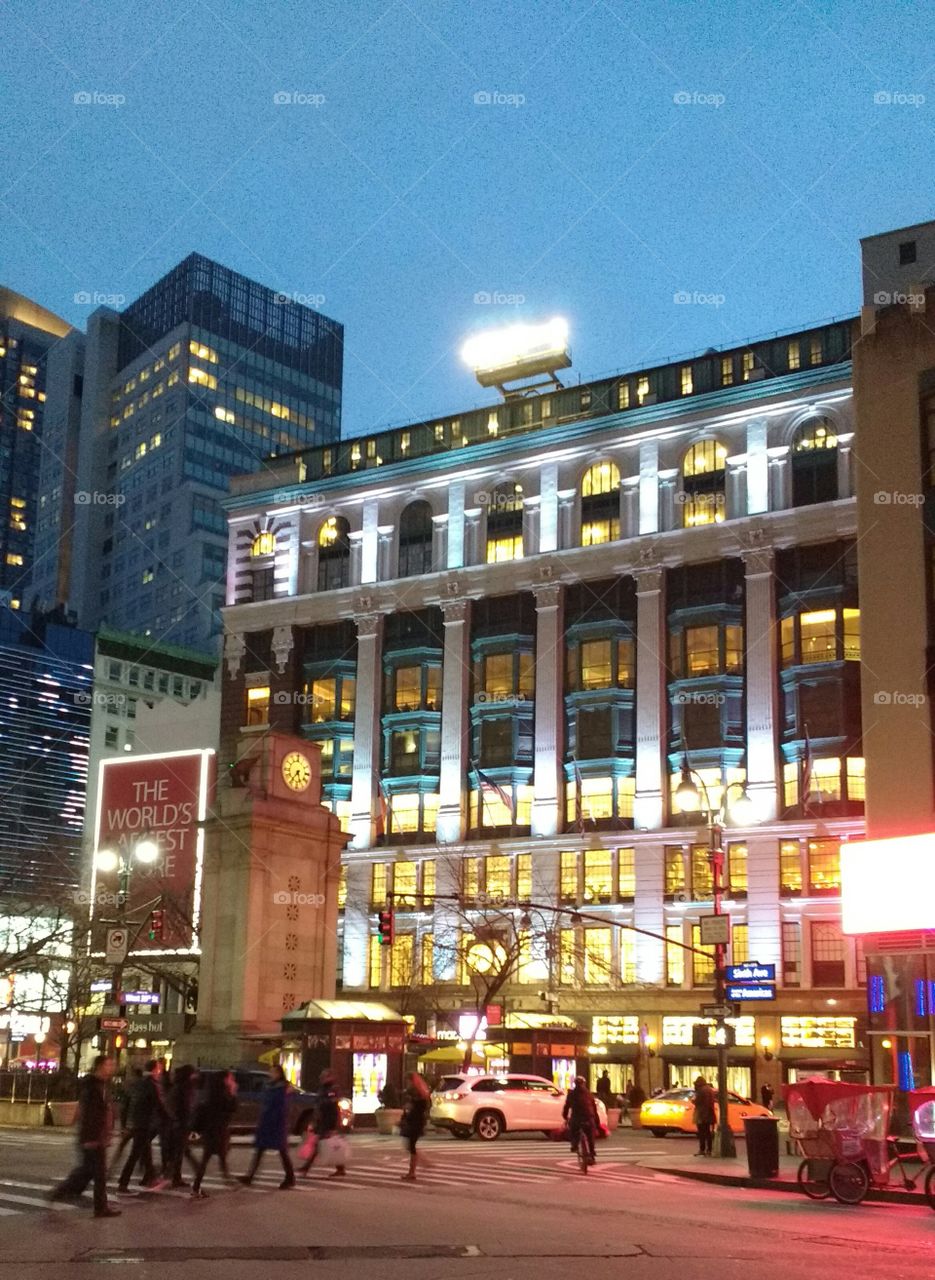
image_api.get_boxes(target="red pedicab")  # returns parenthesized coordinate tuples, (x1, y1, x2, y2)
(784, 1079, 895, 1204)
(909, 1086, 935, 1211)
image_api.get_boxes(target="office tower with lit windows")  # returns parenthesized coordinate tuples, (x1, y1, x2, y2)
(219, 314, 868, 1101)
(0, 288, 73, 607)
(34, 254, 343, 654)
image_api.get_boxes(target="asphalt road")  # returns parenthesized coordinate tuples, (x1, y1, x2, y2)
(1, 1126, 932, 1278)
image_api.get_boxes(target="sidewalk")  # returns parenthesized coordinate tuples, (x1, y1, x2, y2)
(618, 1126, 924, 1204)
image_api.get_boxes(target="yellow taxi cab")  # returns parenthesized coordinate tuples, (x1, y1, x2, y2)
(640, 1087, 770, 1136)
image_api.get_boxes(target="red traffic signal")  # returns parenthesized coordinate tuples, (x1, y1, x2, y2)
(377, 907, 394, 947)
(148, 909, 165, 942)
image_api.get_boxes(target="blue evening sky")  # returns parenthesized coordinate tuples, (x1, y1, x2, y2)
(2, 0, 934, 437)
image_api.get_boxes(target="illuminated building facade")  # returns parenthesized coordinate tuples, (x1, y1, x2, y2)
(0, 287, 72, 605)
(34, 255, 343, 653)
(220, 316, 869, 1098)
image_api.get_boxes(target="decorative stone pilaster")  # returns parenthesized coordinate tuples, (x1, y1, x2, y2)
(745, 418, 769, 514)
(639, 440, 660, 534)
(348, 613, 384, 850)
(271, 625, 293, 675)
(742, 542, 778, 820)
(531, 583, 564, 838)
(436, 598, 471, 844)
(538, 462, 559, 552)
(341, 859, 371, 989)
(633, 564, 667, 831)
(837, 432, 854, 499)
(225, 631, 246, 679)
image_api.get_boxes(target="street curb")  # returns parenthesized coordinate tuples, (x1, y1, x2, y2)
(647, 1164, 925, 1205)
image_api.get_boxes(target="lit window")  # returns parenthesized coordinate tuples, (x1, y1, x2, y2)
(847, 757, 865, 801)
(583, 928, 612, 984)
(215, 406, 236, 424)
(559, 929, 577, 984)
(680, 440, 727, 527)
(809, 336, 822, 365)
(843, 608, 860, 661)
(680, 365, 693, 395)
(485, 855, 512, 899)
(5, 553, 23, 566)
(141, 568, 154, 584)
(251, 530, 276, 557)
(245, 685, 270, 726)
(516, 853, 532, 900)
(664, 846, 686, 897)
(788, 341, 801, 370)
(421, 934, 433, 985)
(808, 839, 841, 894)
(580, 460, 620, 545)
(732, 923, 749, 965)
(780, 839, 803, 895)
(422, 861, 436, 905)
(394, 666, 421, 711)
(720, 356, 733, 386)
(583, 849, 612, 903)
(690, 844, 713, 900)
(486, 533, 523, 563)
(393, 861, 418, 906)
(152, 382, 165, 398)
(189, 339, 218, 364)
(188, 366, 218, 390)
(168, 343, 181, 361)
(560, 851, 578, 903)
(617, 382, 630, 410)
(691, 924, 716, 985)
(666, 925, 685, 986)
(167, 370, 179, 386)
(135, 442, 147, 459)
(636, 376, 650, 404)
(742, 352, 755, 381)
(337, 866, 347, 910)
(150, 432, 162, 449)
(462, 858, 479, 901)
(799, 609, 837, 662)
(620, 932, 637, 983)
(369, 935, 382, 987)
(371, 863, 387, 906)
(580, 639, 612, 689)
(617, 848, 635, 899)
(390, 934, 413, 986)
(811, 757, 842, 803)
(727, 842, 748, 895)
(685, 624, 719, 675)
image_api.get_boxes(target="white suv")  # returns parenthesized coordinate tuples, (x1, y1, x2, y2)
(430, 1073, 570, 1141)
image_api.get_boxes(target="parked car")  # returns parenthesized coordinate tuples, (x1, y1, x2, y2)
(639, 1087, 770, 1136)
(225, 1068, 352, 1135)
(430, 1073, 607, 1142)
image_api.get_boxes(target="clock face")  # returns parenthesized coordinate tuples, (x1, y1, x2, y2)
(281, 750, 312, 793)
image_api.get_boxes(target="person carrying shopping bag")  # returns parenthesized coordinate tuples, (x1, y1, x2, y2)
(399, 1072, 431, 1182)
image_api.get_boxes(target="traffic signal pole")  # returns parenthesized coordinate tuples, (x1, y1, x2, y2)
(710, 820, 736, 1159)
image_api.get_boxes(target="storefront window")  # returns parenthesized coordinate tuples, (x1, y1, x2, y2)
(781, 1016, 855, 1049)
(583, 849, 613, 903)
(352, 1052, 387, 1115)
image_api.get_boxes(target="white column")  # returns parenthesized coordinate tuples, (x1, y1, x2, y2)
(557, 490, 576, 549)
(634, 844, 665, 983)
(523, 498, 540, 556)
(743, 547, 779, 821)
(727, 458, 746, 520)
(767, 448, 789, 510)
(639, 440, 660, 534)
(532, 848, 559, 986)
(447, 481, 466, 569)
(538, 462, 559, 552)
(436, 599, 471, 843)
(431, 514, 448, 572)
(348, 531, 363, 586)
(658, 470, 678, 531)
(349, 613, 383, 850)
(837, 432, 854, 499)
(433, 854, 461, 980)
(360, 500, 380, 583)
(464, 508, 481, 565)
(377, 526, 394, 580)
(532, 584, 564, 838)
(622, 478, 640, 538)
(341, 858, 370, 988)
(745, 836, 781, 971)
(634, 568, 666, 830)
(746, 418, 769, 514)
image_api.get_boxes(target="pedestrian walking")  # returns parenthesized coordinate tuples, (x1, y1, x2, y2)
(108, 1067, 141, 1174)
(117, 1058, 170, 1194)
(165, 1063, 199, 1187)
(190, 1070, 238, 1199)
(298, 1068, 346, 1179)
(693, 1076, 716, 1156)
(238, 1065, 295, 1189)
(760, 1082, 774, 1112)
(595, 1070, 614, 1110)
(399, 1072, 431, 1182)
(50, 1055, 121, 1218)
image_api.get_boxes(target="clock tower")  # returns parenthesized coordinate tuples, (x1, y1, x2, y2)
(178, 732, 347, 1067)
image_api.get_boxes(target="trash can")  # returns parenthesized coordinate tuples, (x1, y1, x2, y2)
(743, 1115, 780, 1178)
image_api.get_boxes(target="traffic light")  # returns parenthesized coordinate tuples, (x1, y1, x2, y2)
(713, 1023, 736, 1048)
(692, 1023, 711, 1048)
(377, 907, 394, 947)
(148, 909, 165, 942)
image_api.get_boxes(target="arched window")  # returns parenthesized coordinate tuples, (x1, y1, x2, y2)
(680, 440, 727, 527)
(791, 417, 838, 507)
(317, 516, 351, 591)
(485, 483, 524, 563)
(250, 530, 275, 557)
(398, 501, 434, 578)
(580, 460, 621, 545)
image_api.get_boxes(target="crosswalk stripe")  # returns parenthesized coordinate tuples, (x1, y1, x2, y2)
(0, 1191, 75, 1211)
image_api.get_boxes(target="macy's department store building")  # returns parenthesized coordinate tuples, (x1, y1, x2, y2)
(217, 314, 870, 1101)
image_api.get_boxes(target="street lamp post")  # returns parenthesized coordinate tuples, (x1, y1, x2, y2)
(675, 761, 756, 1160)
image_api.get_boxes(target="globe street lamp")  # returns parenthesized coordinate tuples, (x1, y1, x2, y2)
(674, 759, 756, 1159)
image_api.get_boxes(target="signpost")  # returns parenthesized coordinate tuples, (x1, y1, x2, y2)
(105, 928, 129, 966)
(726, 983, 777, 1002)
(699, 913, 730, 947)
(701, 1002, 738, 1020)
(100, 1017, 128, 1032)
(726, 963, 775, 984)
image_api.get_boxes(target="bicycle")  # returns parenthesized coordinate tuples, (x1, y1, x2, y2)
(575, 1125, 596, 1174)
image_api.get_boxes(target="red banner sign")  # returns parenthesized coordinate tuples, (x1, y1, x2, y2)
(92, 750, 215, 952)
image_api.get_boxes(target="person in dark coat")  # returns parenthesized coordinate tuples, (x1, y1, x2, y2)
(117, 1058, 170, 1193)
(238, 1065, 295, 1189)
(563, 1076, 599, 1164)
(164, 1063, 199, 1187)
(760, 1082, 775, 1111)
(51, 1055, 121, 1217)
(190, 1070, 238, 1198)
(595, 1071, 614, 1109)
(298, 1069, 346, 1179)
(693, 1076, 717, 1156)
(399, 1072, 431, 1182)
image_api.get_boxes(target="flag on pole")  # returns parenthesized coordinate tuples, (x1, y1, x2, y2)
(801, 724, 816, 811)
(472, 761, 514, 823)
(572, 756, 586, 836)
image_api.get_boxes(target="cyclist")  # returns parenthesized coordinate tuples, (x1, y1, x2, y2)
(563, 1076, 599, 1166)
